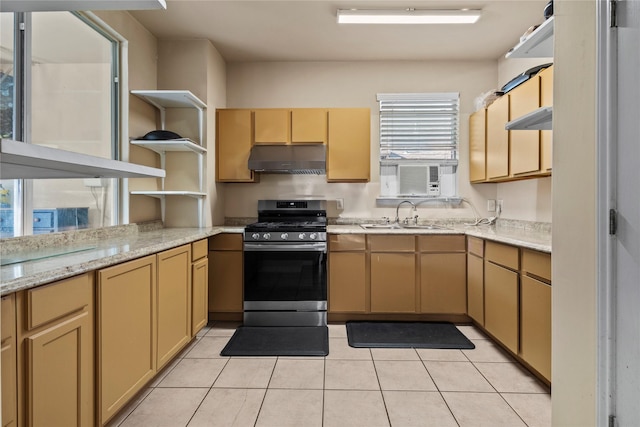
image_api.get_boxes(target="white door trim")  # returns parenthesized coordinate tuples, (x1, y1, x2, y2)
(595, 0, 615, 425)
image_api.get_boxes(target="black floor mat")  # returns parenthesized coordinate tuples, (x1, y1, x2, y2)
(220, 326, 329, 357)
(346, 321, 475, 349)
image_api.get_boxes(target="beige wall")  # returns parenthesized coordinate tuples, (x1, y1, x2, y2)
(225, 60, 499, 221)
(552, 1, 597, 425)
(157, 39, 227, 227)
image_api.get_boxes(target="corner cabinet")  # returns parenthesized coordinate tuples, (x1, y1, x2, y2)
(131, 90, 208, 227)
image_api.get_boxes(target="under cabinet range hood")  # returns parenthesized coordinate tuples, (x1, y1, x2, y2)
(0, 139, 165, 179)
(248, 145, 326, 175)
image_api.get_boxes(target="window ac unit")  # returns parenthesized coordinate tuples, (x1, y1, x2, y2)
(398, 164, 441, 196)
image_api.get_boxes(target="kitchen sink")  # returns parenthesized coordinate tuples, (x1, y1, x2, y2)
(359, 223, 451, 231)
(359, 223, 402, 229)
(400, 224, 451, 230)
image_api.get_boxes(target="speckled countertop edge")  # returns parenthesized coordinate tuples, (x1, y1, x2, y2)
(0, 226, 243, 296)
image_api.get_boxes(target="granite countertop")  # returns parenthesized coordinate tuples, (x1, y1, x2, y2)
(0, 226, 242, 296)
(1, 219, 550, 296)
(328, 223, 551, 253)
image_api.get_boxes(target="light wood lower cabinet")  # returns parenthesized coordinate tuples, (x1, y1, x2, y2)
(16, 273, 94, 427)
(419, 235, 467, 314)
(328, 234, 367, 313)
(1, 294, 17, 427)
(157, 245, 192, 370)
(484, 261, 519, 354)
(520, 276, 551, 381)
(467, 253, 484, 325)
(208, 234, 243, 314)
(97, 255, 157, 425)
(192, 256, 209, 336)
(369, 235, 416, 313)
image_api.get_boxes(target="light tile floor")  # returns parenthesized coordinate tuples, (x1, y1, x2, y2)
(107, 322, 551, 427)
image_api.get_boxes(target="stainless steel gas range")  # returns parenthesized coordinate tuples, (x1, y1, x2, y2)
(243, 200, 327, 327)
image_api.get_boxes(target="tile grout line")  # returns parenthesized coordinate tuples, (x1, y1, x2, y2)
(252, 355, 278, 427)
(370, 348, 393, 427)
(419, 354, 462, 427)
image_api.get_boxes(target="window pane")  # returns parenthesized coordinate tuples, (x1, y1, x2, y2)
(1, 15, 21, 238)
(30, 12, 117, 232)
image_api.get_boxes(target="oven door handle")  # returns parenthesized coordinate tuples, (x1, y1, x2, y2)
(243, 242, 327, 252)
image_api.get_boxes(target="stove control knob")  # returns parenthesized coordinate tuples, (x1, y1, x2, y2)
(263, 233, 271, 240)
(251, 233, 260, 240)
(310, 233, 318, 240)
(280, 233, 289, 240)
(298, 233, 306, 240)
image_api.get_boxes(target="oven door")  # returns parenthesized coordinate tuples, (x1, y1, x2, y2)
(243, 241, 327, 308)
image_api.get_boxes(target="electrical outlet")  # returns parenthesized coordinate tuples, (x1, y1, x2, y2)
(487, 199, 496, 212)
(336, 198, 344, 210)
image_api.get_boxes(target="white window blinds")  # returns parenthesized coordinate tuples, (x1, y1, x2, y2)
(377, 92, 460, 161)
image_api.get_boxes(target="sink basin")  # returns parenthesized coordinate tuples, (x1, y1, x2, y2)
(400, 224, 451, 230)
(360, 223, 402, 230)
(359, 223, 450, 231)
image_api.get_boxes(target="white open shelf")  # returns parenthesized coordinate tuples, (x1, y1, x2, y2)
(131, 90, 206, 110)
(130, 138, 207, 155)
(130, 90, 207, 227)
(130, 191, 207, 198)
(0, 139, 165, 180)
(505, 16, 554, 59)
(506, 106, 553, 131)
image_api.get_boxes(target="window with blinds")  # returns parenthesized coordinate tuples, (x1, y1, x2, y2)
(377, 93, 460, 198)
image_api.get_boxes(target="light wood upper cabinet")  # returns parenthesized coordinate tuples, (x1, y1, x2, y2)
(208, 234, 244, 314)
(254, 109, 290, 144)
(156, 245, 192, 370)
(509, 78, 541, 176)
(469, 108, 487, 182)
(16, 273, 94, 427)
(328, 234, 367, 313)
(97, 255, 157, 425)
(1, 294, 17, 427)
(292, 109, 327, 144)
(216, 109, 256, 182)
(327, 108, 371, 182)
(540, 66, 553, 172)
(486, 94, 510, 180)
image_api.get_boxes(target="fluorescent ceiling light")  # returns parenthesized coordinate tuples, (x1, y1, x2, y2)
(337, 8, 481, 24)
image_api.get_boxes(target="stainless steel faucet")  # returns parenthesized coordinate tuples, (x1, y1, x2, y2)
(395, 200, 416, 224)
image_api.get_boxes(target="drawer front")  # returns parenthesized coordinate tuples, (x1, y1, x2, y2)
(467, 236, 484, 257)
(26, 273, 92, 330)
(485, 241, 519, 270)
(209, 233, 243, 251)
(33, 210, 55, 229)
(329, 234, 366, 251)
(368, 235, 415, 252)
(192, 239, 208, 261)
(522, 249, 551, 282)
(418, 235, 465, 253)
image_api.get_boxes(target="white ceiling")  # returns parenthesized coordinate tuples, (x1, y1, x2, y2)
(130, 0, 551, 62)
